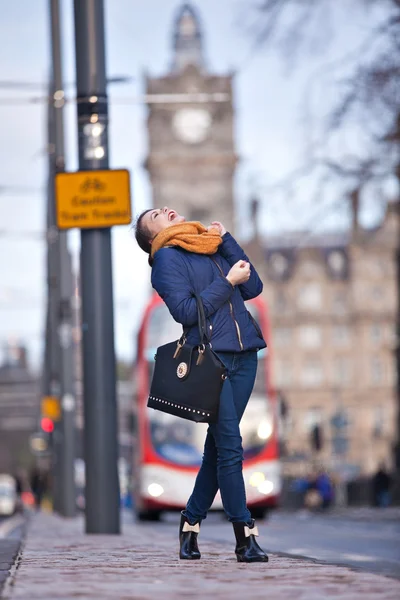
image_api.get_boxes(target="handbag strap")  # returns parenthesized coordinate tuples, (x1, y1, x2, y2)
(181, 293, 210, 345)
(195, 293, 210, 345)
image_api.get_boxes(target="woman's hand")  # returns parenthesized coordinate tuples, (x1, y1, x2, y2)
(226, 260, 251, 286)
(208, 221, 227, 236)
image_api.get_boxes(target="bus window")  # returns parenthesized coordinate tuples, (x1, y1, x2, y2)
(149, 412, 207, 466)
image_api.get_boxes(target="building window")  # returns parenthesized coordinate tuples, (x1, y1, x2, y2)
(298, 326, 321, 349)
(332, 325, 350, 346)
(333, 357, 351, 386)
(301, 361, 323, 387)
(371, 358, 384, 386)
(298, 284, 322, 310)
(330, 408, 350, 432)
(274, 327, 292, 346)
(370, 323, 382, 343)
(332, 290, 347, 315)
(275, 360, 292, 388)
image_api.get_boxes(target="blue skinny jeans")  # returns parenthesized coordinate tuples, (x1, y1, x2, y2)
(185, 350, 257, 524)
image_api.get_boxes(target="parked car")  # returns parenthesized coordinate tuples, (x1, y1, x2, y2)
(0, 474, 18, 516)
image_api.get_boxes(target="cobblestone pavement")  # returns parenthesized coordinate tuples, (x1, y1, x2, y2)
(4, 513, 400, 600)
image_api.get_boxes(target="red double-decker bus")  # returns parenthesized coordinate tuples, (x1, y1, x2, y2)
(133, 292, 281, 521)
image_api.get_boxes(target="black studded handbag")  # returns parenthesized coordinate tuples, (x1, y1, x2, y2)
(147, 294, 227, 423)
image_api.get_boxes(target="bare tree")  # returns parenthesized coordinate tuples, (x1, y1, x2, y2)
(244, 0, 399, 198)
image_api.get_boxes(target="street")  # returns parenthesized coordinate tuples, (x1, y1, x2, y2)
(0, 514, 25, 597)
(157, 510, 400, 579)
(0, 515, 25, 540)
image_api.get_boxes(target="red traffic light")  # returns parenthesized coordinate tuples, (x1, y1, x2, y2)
(41, 417, 54, 433)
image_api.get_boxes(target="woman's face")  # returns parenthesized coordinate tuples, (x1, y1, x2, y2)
(142, 206, 186, 240)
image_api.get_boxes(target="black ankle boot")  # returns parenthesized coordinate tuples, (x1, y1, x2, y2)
(233, 519, 269, 563)
(179, 512, 201, 560)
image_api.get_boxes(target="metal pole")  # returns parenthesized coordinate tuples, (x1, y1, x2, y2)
(45, 74, 62, 511)
(49, 0, 76, 517)
(73, 0, 120, 534)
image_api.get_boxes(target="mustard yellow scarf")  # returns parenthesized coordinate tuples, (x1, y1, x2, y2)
(151, 221, 222, 258)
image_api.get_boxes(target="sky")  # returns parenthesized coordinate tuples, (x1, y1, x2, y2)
(0, 0, 379, 369)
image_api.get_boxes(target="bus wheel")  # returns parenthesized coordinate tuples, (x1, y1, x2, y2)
(250, 507, 268, 520)
(137, 510, 161, 522)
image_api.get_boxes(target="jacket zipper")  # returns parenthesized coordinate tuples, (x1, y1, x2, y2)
(211, 258, 244, 351)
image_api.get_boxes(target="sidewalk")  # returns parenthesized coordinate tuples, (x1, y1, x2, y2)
(4, 513, 400, 600)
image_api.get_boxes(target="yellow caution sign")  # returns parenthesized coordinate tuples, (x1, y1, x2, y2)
(41, 396, 61, 421)
(55, 169, 131, 229)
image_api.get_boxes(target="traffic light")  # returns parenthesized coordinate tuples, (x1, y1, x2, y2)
(41, 417, 55, 434)
(30, 418, 55, 458)
(40, 417, 55, 451)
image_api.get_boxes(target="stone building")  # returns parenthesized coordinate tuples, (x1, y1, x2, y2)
(247, 199, 399, 478)
(145, 3, 237, 233)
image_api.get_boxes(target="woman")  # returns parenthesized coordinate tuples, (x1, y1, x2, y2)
(135, 206, 268, 563)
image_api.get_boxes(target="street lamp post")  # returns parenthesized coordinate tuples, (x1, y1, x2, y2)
(48, 0, 76, 518)
(73, 0, 120, 534)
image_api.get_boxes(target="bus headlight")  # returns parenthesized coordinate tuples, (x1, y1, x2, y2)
(257, 419, 273, 440)
(148, 483, 164, 497)
(258, 480, 274, 495)
(249, 472, 265, 487)
(249, 472, 274, 496)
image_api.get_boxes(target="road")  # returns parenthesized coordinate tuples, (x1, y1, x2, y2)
(0, 513, 25, 539)
(0, 514, 25, 595)
(153, 510, 400, 579)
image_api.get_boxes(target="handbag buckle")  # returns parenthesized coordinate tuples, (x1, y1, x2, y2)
(173, 338, 185, 359)
(196, 344, 206, 366)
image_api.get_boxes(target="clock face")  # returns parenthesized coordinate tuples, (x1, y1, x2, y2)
(172, 108, 211, 144)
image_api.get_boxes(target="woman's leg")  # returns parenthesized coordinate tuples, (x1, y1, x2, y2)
(211, 353, 257, 522)
(185, 352, 257, 524)
(185, 430, 219, 523)
(211, 378, 251, 523)
(230, 352, 258, 423)
(185, 352, 235, 523)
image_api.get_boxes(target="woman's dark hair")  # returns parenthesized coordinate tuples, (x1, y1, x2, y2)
(134, 209, 154, 266)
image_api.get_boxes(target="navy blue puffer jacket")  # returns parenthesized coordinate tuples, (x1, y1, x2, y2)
(151, 232, 266, 353)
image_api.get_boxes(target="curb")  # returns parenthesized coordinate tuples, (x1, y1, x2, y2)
(0, 516, 28, 599)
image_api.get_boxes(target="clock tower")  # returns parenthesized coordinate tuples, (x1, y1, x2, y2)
(145, 3, 237, 233)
